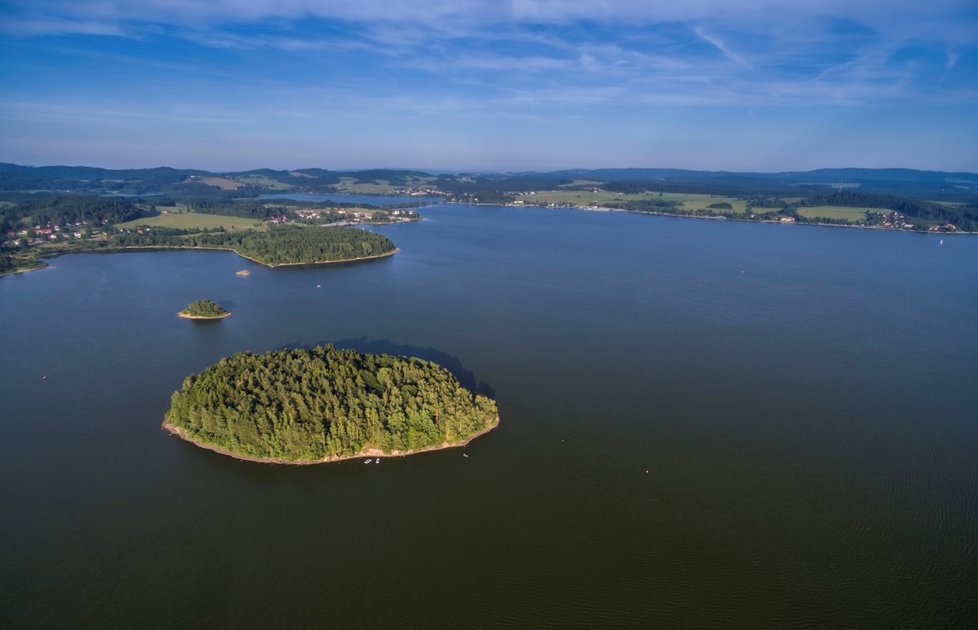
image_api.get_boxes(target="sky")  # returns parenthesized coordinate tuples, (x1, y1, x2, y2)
(1, 1, 976, 173)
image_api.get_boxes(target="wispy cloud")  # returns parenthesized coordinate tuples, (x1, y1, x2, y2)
(946, 49, 959, 69)
(693, 27, 753, 70)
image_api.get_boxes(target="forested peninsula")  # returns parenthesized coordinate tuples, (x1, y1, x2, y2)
(163, 345, 499, 463)
(115, 226, 396, 267)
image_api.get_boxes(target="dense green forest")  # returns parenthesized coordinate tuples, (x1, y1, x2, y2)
(179, 299, 229, 318)
(165, 345, 499, 461)
(114, 226, 396, 265)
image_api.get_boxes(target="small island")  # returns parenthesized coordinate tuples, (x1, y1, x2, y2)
(163, 345, 499, 463)
(178, 299, 231, 320)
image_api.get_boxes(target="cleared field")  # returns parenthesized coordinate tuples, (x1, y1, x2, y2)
(796, 206, 873, 221)
(235, 175, 293, 189)
(331, 175, 439, 194)
(333, 178, 398, 194)
(184, 176, 242, 190)
(750, 206, 784, 215)
(523, 190, 748, 213)
(523, 190, 660, 204)
(116, 212, 264, 231)
(556, 179, 604, 188)
(674, 194, 748, 214)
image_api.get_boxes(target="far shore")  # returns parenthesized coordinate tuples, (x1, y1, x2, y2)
(451, 200, 975, 235)
(162, 414, 500, 465)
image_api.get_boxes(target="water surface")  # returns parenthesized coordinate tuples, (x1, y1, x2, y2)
(2, 206, 976, 627)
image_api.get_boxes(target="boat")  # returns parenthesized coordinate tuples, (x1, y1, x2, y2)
(375, 458, 381, 464)
(364, 458, 373, 464)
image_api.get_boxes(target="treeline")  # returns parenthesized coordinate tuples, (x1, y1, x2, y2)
(606, 199, 682, 212)
(802, 192, 978, 230)
(0, 164, 202, 193)
(165, 345, 498, 460)
(0, 195, 143, 230)
(187, 199, 281, 220)
(113, 225, 395, 265)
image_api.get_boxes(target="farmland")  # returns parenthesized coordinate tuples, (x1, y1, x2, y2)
(796, 206, 876, 222)
(519, 190, 749, 214)
(116, 211, 264, 231)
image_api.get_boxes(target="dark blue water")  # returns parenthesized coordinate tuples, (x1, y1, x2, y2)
(260, 193, 441, 206)
(2, 206, 976, 627)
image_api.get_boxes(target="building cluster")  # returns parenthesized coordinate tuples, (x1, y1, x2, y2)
(395, 187, 448, 197)
(4, 222, 85, 247)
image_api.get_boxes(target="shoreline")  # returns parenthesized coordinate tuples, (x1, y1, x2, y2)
(1, 244, 398, 277)
(99, 244, 399, 268)
(452, 200, 975, 235)
(177, 311, 231, 320)
(162, 414, 500, 465)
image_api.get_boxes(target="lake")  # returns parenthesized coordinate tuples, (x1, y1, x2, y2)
(2, 206, 976, 627)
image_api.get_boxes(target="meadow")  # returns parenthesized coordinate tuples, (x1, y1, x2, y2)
(116, 208, 264, 231)
(522, 190, 749, 213)
(796, 206, 874, 221)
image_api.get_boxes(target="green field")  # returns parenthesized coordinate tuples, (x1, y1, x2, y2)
(333, 178, 399, 194)
(116, 212, 264, 231)
(556, 179, 605, 188)
(673, 194, 748, 214)
(796, 206, 874, 221)
(332, 175, 438, 194)
(235, 174, 293, 189)
(523, 190, 748, 213)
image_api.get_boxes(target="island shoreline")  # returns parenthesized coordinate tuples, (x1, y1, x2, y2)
(162, 414, 500, 465)
(177, 311, 231, 320)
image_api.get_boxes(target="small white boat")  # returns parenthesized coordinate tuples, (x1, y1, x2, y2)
(462, 453, 468, 458)
(364, 458, 373, 464)
(375, 458, 381, 464)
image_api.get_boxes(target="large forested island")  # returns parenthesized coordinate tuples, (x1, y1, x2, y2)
(163, 345, 499, 463)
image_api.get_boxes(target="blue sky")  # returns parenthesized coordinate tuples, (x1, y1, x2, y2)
(1, 1, 976, 172)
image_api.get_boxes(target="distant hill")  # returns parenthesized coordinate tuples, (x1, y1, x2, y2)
(544, 167, 978, 197)
(1, 162, 975, 200)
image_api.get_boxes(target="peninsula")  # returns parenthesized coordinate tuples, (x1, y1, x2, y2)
(163, 345, 499, 463)
(113, 225, 397, 267)
(178, 299, 230, 320)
